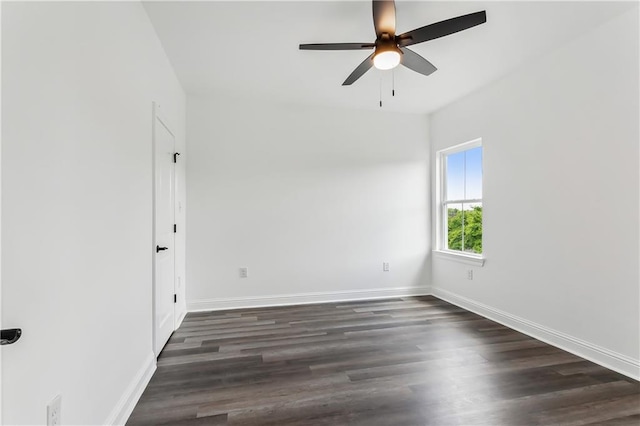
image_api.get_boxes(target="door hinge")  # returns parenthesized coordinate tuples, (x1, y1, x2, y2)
(173, 152, 181, 163)
(174, 294, 177, 303)
(174, 224, 177, 233)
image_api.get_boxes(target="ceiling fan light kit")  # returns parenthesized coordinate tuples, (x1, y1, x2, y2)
(373, 49, 400, 70)
(373, 36, 402, 70)
(299, 0, 487, 90)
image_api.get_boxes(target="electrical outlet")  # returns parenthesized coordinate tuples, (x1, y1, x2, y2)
(383, 262, 390, 272)
(47, 395, 61, 426)
(467, 270, 473, 280)
(239, 267, 248, 278)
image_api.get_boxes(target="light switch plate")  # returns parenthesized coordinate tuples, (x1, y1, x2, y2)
(47, 395, 61, 426)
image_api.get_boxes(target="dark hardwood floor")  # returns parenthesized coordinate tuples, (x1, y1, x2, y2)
(127, 296, 640, 425)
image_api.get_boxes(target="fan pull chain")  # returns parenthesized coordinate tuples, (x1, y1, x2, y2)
(379, 74, 383, 108)
(392, 69, 395, 97)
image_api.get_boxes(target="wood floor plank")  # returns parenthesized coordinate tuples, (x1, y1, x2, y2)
(430, 380, 640, 425)
(532, 394, 640, 426)
(217, 333, 337, 353)
(127, 296, 639, 425)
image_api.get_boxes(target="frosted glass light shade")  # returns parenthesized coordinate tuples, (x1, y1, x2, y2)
(373, 50, 401, 70)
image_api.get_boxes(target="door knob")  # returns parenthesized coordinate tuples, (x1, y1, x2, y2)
(156, 245, 168, 253)
(1, 328, 22, 345)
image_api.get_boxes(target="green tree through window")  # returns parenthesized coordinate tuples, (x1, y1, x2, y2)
(447, 206, 482, 254)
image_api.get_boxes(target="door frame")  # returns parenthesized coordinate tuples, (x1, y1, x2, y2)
(152, 102, 177, 358)
(1, 2, 4, 417)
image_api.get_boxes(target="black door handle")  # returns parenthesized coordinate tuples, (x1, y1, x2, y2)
(1, 328, 22, 345)
(156, 245, 168, 253)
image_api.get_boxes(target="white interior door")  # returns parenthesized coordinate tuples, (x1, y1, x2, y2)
(153, 105, 175, 356)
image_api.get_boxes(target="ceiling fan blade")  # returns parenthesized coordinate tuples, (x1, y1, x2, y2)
(372, 0, 396, 37)
(398, 11, 486, 47)
(299, 43, 375, 51)
(400, 47, 437, 76)
(342, 54, 375, 86)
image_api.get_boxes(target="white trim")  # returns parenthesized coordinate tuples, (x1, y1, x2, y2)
(438, 138, 482, 156)
(104, 352, 156, 426)
(444, 198, 483, 204)
(153, 104, 175, 139)
(175, 309, 187, 329)
(431, 287, 640, 381)
(435, 138, 483, 254)
(187, 286, 432, 312)
(433, 250, 485, 266)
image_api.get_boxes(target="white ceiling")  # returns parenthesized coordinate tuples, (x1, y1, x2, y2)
(143, 1, 635, 114)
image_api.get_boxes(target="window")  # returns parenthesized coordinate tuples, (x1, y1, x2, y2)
(436, 139, 483, 258)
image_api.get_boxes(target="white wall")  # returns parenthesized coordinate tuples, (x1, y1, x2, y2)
(430, 7, 639, 378)
(2, 3, 186, 424)
(186, 95, 430, 310)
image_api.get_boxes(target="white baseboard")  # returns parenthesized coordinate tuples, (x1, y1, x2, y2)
(175, 308, 187, 330)
(104, 352, 157, 426)
(431, 287, 640, 381)
(187, 286, 431, 312)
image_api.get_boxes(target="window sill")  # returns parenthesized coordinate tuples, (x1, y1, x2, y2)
(432, 250, 485, 267)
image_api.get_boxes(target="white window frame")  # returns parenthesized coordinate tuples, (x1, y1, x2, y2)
(434, 138, 485, 266)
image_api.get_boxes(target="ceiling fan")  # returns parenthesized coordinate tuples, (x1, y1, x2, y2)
(299, 0, 486, 86)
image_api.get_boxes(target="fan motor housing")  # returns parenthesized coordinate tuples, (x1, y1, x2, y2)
(374, 34, 402, 58)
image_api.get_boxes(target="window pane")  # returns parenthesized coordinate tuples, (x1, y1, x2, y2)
(465, 147, 482, 199)
(446, 152, 464, 201)
(462, 202, 482, 254)
(446, 203, 463, 251)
